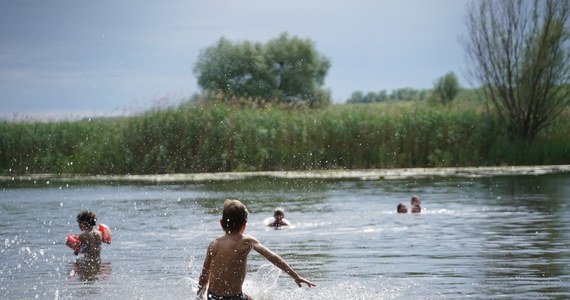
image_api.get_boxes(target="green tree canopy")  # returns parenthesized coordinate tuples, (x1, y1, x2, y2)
(432, 72, 460, 105)
(194, 33, 331, 106)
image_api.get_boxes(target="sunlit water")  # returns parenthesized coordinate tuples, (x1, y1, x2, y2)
(1, 173, 569, 299)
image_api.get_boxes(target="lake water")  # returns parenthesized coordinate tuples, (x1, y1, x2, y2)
(1, 172, 569, 299)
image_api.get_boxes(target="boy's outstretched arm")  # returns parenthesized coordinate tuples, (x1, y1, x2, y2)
(251, 239, 316, 288)
(197, 245, 213, 298)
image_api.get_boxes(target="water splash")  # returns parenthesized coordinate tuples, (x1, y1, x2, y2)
(255, 281, 407, 300)
(243, 264, 282, 299)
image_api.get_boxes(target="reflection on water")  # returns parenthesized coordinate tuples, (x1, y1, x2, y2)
(0, 173, 569, 299)
(474, 175, 570, 299)
(68, 260, 112, 282)
(66, 260, 112, 298)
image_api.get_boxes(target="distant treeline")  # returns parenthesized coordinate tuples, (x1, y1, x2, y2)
(1, 100, 568, 175)
(346, 88, 431, 103)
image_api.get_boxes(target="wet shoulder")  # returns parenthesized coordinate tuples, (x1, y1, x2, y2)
(242, 234, 260, 248)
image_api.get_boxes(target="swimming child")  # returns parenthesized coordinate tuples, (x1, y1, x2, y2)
(397, 203, 408, 213)
(265, 207, 291, 228)
(411, 195, 422, 213)
(197, 199, 315, 300)
(73, 211, 102, 261)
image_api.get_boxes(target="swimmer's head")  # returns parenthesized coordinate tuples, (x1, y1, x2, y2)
(77, 211, 97, 229)
(274, 207, 285, 219)
(411, 195, 421, 206)
(397, 203, 408, 213)
(221, 199, 249, 232)
(411, 205, 421, 213)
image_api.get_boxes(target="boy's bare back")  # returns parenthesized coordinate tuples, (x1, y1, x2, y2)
(205, 232, 255, 296)
(197, 199, 315, 299)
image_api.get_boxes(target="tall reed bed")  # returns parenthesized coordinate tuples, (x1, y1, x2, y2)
(0, 119, 123, 174)
(1, 102, 568, 175)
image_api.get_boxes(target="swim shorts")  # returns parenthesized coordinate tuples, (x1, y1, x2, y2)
(207, 291, 249, 300)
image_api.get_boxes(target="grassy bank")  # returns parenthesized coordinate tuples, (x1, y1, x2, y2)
(1, 101, 569, 175)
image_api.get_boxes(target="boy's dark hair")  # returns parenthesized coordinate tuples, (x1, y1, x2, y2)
(274, 207, 285, 216)
(77, 211, 97, 228)
(221, 199, 248, 231)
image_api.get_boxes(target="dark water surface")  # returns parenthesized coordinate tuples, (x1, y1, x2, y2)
(1, 173, 569, 299)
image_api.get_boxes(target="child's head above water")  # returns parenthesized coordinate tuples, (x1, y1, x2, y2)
(397, 203, 408, 213)
(77, 211, 97, 230)
(221, 199, 249, 232)
(274, 207, 285, 219)
(411, 195, 421, 206)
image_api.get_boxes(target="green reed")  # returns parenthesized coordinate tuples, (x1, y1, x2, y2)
(1, 101, 568, 175)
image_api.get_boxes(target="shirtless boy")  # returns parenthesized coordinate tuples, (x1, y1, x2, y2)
(197, 199, 315, 300)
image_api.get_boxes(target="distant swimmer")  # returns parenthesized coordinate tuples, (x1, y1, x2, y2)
(397, 203, 408, 213)
(264, 207, 291, 228)
(197, 199, 315, 300)
(410, 195, 422, 213)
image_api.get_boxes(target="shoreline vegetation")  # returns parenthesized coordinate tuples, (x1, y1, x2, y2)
(1, 99, 569, 176)
(2, 165, 569, 184)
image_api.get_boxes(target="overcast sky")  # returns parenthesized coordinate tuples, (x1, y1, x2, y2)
(0, 0, 472, 121)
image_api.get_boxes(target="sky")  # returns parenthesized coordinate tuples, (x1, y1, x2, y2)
(0, 0, 472, 121)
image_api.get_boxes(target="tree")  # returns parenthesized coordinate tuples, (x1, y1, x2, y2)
(463, 0, 570, 143)
(264, 33, 331, 106)
(347, 91, 365, 103)
(194, 38, 272, 100)
(194, 33, 331, 106)
(432, 72, 460, 105)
